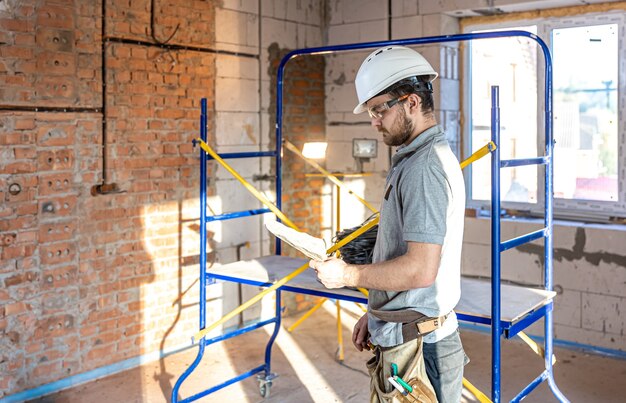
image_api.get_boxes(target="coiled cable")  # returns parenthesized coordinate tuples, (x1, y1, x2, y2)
(334, 217, 378, 265)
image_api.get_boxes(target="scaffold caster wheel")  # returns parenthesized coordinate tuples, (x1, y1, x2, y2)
(259, 381, 272, 398)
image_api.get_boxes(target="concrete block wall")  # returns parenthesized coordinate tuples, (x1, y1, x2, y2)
(214, 0, 327, 320)
(462, 217, 626, 352)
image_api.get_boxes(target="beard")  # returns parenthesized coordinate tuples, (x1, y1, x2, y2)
(379, 108, 414, 147)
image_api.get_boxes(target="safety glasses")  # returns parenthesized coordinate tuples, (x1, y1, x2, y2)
(367, 94, 409, 119)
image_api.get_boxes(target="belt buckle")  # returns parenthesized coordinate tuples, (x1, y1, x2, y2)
(416, 318, 439, 334)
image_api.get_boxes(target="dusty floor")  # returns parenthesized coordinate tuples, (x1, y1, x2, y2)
(30, 301, 626, 403)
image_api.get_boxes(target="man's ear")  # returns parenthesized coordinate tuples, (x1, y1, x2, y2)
(408, 93, 421, 114)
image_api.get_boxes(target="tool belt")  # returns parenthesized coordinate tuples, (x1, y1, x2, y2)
(370, 309, 449, 344)
(366, 334, 437, 403)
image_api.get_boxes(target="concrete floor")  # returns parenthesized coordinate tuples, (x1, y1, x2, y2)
(30, 301, 626, 403)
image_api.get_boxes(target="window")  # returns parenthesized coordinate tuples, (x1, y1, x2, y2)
(464, 12, 626, 220)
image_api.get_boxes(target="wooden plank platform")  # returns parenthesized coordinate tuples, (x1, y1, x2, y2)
(207, 255, 556, 325)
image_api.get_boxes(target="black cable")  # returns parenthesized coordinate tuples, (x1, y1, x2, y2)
(334, 219, 378, 265)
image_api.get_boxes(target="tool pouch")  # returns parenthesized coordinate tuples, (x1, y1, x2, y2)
(366, 337, 437, 403)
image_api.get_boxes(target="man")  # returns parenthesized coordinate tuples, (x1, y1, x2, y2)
(310, 46, 467, 402)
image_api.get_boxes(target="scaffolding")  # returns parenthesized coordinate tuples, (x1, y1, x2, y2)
(172, 30, 568, 403)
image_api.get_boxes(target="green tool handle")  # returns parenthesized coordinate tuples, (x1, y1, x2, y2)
(394, 375, 413, 393)
(391, 363, 398, 376)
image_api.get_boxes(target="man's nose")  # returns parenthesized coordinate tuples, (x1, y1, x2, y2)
(370, 117, 382, 128)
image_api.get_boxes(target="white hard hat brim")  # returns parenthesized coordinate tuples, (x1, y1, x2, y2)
(353, 103, 367, 114)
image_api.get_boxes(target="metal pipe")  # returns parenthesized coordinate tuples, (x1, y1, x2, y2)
(500, 228, 547, 252)
(511, 370, 549, 402)
(460, 141, 496, 170)
(205, 151, 277, 160)
(206, 208, 271, 222)
(199, 98, 208, 325)
(490, 85, 501, 402)
(178, 364, 266, 403)
(287, 297, 326, 332)
(263, 289, 282, 378)
(501, 156, 549, 168)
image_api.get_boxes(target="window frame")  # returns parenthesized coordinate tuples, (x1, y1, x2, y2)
(462, 11, 626, 222)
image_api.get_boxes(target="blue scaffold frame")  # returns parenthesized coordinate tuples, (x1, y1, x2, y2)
(171, 30, 567, 403)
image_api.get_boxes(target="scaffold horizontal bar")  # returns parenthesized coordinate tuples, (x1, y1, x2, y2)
(506, 303, 552, 339)
(201, 318, 278, 346)
(206, 208, 272, 222)
(207, 151, 277, 160)
(500, 228, 547, 252)
(501, 156, 548, 168)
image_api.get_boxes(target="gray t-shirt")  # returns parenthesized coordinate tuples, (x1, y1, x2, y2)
(368, 125, 466, 347)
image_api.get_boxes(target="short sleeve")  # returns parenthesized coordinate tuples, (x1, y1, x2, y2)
(399, 165, 450, 245)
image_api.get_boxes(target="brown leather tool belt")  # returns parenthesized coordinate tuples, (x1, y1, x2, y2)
(369, 308, 450, 343)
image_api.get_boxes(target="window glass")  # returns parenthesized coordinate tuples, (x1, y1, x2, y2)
(552, 24, 618, 202)
(469, 27, 538, 203)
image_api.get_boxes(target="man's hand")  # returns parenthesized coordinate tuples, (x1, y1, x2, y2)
(309, 257, 350, 289)
(352, 313, 370, 352)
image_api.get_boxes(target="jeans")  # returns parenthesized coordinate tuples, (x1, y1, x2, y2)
(423, 330, 469, 403)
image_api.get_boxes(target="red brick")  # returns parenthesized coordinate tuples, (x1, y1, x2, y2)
(38, 195, 78, 217)
(39, 241, 76, 265)
(4, 301, 29, 316)
(14, 118, 36, 130)
(41, 265, 78, 289)
(37, 124, 75, 146)
(35, 27, 75, 52)
(35, 76, 77, 100)
(33, 314, 75, 340)
(32, 360, 62, 380)
(37, 149, 74, 171)
(4, 161, 37, 174)
(37, 4, 74, 29)
(39, 221, 76, 243)
(38, 172, 74, 196)
(1, 244, 36, 260)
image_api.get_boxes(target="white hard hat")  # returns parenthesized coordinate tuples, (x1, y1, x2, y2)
(353, 46, 438, 114)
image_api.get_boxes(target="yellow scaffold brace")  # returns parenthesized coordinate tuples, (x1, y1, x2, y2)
(192, 212, 379, 343)
(460, 141, 496, 170)
(195, 138, 299, 231)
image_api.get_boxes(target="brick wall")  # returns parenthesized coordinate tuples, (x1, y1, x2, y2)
(0, 0, 216, 397)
